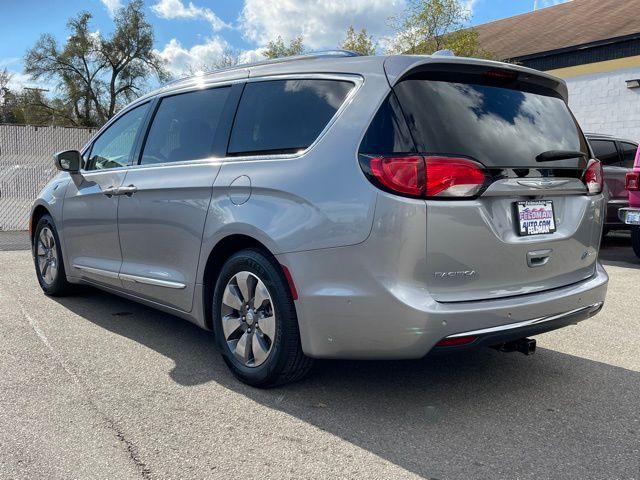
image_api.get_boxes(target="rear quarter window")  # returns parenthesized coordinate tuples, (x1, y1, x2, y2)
(359, 93, 415, 154)
(228, 79, 353, 156)
(620, 141, 637, 169)
(590, 139, 620, 166)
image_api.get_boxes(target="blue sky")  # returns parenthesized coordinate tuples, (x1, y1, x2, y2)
(0, 0, 569, 87)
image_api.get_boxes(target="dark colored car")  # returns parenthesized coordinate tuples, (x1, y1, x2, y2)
(618, 145, 640, 257)
(586, 133, 638, 232)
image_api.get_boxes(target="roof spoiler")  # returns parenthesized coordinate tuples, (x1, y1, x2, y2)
(383, 56, 568, 102)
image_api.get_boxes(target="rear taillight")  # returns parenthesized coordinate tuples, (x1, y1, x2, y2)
(583, 159, 603, 195)
(369, 156, 424, 197)
(625, 171, 640, 191)
(363, 155, 487, 199)
(425, 157, 488, 197)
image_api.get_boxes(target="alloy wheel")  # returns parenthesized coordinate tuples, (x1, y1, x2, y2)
(221, 271, 276, 367)
(36, 226, 58, 285)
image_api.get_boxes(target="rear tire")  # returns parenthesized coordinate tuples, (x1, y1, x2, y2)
(33, 214, 72, 296)
(212, 249, 313, 387)
(632, 226, 640, 259)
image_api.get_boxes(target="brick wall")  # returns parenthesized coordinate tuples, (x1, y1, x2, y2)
(565, 67, 640, 142)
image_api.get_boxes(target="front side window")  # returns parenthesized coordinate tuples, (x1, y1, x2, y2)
(85, 103, 149, 171)
(228, 79, 353, 156)
(141, 87, 230, 165)
(620, 141, 637, 169)
(590, 140, 620, 166)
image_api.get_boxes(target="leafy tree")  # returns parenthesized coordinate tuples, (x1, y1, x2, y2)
(186, 47, 243, 76)
(24, 0, 168, 127)
(340, 26, 376, 56)
(387, 0, 491, 58)
(0, 68, 16, 123)
(0, 68, 11, 92)
(264, 35, 305, 59)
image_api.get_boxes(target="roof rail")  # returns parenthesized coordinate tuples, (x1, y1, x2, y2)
(163, 50, 364, 88)
(584, 132, 616, 137)
(302, 49, 362, 57)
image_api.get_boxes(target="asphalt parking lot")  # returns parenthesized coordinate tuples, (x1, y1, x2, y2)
(0, 234, 638, 480)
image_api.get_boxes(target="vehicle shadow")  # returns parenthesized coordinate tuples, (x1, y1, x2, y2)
(599, 231, 640, 268)
(52, 289, 640, 479)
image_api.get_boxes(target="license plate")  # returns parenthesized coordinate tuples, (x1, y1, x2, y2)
(626, 211, 640, 225)
(516, 201, 556, 236)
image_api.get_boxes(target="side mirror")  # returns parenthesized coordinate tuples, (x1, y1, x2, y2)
(54, 150, 81, 173)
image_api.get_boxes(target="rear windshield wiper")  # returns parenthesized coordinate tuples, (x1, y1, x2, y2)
(536, 150, 587, 162)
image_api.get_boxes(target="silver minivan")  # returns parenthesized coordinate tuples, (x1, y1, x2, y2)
(31, 53, 608, 386)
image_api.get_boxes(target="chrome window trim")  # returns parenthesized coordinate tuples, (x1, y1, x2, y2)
(125, 156, 224, 171)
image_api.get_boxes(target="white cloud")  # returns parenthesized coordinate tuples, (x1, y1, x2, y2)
(155, 37, 270, 77)
(100, 0, 122, 16)
(0, 57, 20, 68)
(239, 0, 405, 50)
(152, 0, 228, 31)
(3, 71, 54, 92)
(463, 0, 478, 16)
(238, 48, 267, 65)
(155, 37, 230, 76)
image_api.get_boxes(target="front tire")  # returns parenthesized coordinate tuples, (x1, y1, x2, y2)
(212, 249, 313, 387)
(33, 214, 71, 296)
(632, 226, 640, 259)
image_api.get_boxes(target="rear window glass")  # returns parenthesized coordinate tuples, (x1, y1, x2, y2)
(590, 139, 619, 166)
(620, 141, 637, 169)
(393, 76, 589, 168)
(228, 79, 353, 156)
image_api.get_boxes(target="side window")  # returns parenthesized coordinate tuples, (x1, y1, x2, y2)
(85, 103, 149, 171)
(359, 93, 415, 154)
(141, 87, 230, 165)
(228, 79, 353, 156)
(620, 142, 638, 169)
(590, 139, 620, 166)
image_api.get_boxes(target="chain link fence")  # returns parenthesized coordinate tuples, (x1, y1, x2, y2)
(0, 124, 96, 234)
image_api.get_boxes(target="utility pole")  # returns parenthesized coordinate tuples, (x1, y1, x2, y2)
(534, 0, 539, 10)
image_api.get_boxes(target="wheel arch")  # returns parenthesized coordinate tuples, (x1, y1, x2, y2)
(201, 234, 283, 330)
(30, 204, 52, 245)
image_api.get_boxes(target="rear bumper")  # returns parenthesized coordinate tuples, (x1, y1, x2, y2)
(282, 240, 609, 359)
(279, 190, 608, 360)
(606, 199, 629, 227)
(431, 301, 603, 354)
(618, 207, 640, 225)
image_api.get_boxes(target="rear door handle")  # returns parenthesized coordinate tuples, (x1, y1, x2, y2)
(118, 185, 138, 197)
(103, 186, 118, 197)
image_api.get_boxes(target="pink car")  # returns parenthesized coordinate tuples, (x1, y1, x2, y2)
(618, 145, 640, 257)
